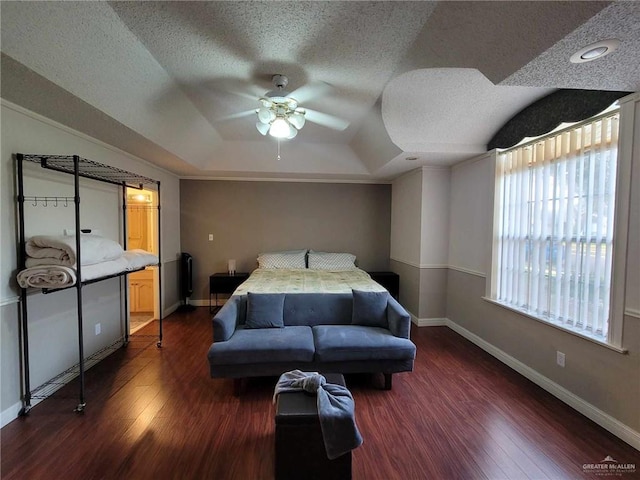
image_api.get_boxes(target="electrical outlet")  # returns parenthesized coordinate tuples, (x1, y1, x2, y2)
(95, 323, 101, 336)
(556, 351, 565, 367)
(208, 234, 213, 241)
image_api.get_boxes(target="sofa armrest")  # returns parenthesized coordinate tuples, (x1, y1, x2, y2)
(213, 296, 241, 342)
(386, 296, 411, 338)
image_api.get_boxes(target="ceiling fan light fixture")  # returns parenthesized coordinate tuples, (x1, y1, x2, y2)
(289, 112, 306, 129)
(253, 74, 349, 141)
(257, 107, 275, 124)
(256, 76, 308, 140)
(266, 94, 290, 104)
(285, 126, 298, 140)
(256, 121, 270, 136)
(269, 117, 293, 138)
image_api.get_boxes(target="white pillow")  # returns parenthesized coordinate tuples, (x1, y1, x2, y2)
(307, 252, 356, 270)
(257, 250, 307, 269)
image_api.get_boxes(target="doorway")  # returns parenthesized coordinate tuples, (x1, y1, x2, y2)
(126, 187, 159, 333)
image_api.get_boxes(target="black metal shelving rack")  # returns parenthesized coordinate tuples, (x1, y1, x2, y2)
(16, 154, 162, 414)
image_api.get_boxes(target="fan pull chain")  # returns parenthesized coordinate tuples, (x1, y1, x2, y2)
(277, 138, 281, 161)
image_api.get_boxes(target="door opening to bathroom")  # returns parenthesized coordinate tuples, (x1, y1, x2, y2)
(126, 187, 159, 333)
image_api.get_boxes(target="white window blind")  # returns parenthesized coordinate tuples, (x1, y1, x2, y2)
(494, 112, 619, 341)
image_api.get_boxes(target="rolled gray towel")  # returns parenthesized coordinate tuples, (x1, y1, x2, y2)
(273, 370, 326, 400)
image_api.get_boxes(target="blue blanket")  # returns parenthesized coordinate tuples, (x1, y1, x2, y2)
(274, 370, 363, 459)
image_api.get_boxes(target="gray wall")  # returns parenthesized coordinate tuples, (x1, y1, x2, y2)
(447, 270, 640, 431)
(388, 260, 448, 320)
(390, 167, 450, 321)
(0, 102, 181, 425)
(180, 180, 391, 301)
(446, 95, 640, 435)
(163, 260, 180, 310)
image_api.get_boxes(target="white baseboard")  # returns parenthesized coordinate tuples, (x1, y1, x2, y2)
(1, 402, 23, 428)
(445, 318, 640, 451)
(1, 397, 46, 427)
(188, 299, 223, 307)
(172, 299, 221, 308)
(411, 314, 447, 327)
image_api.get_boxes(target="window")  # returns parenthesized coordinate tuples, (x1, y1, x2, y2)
(491, 110, 620, 343)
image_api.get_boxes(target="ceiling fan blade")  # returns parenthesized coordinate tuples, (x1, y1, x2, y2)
(209, 79, 264, 102)
(288, 82, 333, 104)
(304, 109, 350, 131)
(216, 109, 256, 121)
(226, 88, 262, 102)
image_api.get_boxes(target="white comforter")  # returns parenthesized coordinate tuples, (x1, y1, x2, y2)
(25, 234, 124, 267)
(233, 268, 387, 295)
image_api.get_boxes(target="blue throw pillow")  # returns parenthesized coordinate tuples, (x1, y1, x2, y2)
(351, 289, 388, 328)
(245, 292, 286, 329)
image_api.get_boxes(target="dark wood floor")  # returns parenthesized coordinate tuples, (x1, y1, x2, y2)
(2, 307, 639, 480)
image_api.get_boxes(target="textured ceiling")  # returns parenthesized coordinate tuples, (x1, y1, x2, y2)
(503, 2, 640, 90)
(1, 1, 637, 181)
(108, 1, 436, 145)
(382, 69, 551, 157)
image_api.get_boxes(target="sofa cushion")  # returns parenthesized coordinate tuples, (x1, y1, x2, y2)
(351, 290, 388, 328)
(283, 293, 353, 327)
(208, 326, 315, 365)
(245, 292, 285, 328)
(313, 325, 416, 362)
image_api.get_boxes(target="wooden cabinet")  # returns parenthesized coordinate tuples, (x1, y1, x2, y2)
(129, 269, 154, 313)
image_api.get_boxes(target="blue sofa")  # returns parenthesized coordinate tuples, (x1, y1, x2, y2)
(207, 292, 417, 392)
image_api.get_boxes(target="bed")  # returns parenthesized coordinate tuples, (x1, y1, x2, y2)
(233, 267, 387, 295)
(16, 234, 158, 289)
(231, 249, 387, 295)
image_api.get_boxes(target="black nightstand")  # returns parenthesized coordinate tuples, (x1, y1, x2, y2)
(209, 272, 249, 312)
(367, 271, 399, 300)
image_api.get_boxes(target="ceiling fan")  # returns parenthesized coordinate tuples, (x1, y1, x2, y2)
(221, 74, 350, 139)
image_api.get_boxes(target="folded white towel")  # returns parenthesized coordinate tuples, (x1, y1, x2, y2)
(25, 234, 124, 267)
(16, 266, 76, 289)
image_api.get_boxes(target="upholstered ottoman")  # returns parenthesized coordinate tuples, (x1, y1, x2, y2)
(275, 373, 352, 480)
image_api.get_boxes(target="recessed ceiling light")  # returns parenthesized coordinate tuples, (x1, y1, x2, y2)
(580, 46, 608, 60)
(570, 39, 620, 64)
(405, 156, 418, 161)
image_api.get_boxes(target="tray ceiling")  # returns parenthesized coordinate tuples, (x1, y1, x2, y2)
(1, 1, 637, 181)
